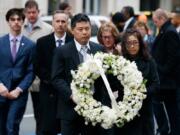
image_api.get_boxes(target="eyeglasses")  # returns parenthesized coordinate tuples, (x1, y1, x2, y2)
(126, 40, 139, 47)
(102, 35, 114, 40)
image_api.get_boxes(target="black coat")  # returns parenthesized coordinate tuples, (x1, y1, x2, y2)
(35, 32, 73, 82)
(151, 20, 180, 91)
(34, 32, 73, 130)
(51, 41, 104, 120)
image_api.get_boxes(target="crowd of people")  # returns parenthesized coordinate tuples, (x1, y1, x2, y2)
(0, 0, 180, 135)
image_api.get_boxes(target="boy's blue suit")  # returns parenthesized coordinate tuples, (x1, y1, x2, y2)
(0, 34, 35, 135)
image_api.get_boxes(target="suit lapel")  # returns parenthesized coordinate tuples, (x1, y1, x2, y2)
(89, 42, 98, 55)
(48, 33, 56, 51)
(70, 41, 80, 66)
(3, 34, 13, 62)
(15, 36, 26, 62)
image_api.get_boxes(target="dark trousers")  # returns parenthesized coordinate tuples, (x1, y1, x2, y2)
(0, 94, 28, 135)
(164, 92, 179, 135)
(61, 117, 96, 135)
(97, 125, 114, 135)
(159, 90, 179, 135)
(30, 91, 41, 135)
(153, 100, 170, 135)
(176, 88, 180, 135)
(39, 83, 60, 135)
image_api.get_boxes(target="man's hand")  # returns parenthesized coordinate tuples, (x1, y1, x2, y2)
(0, 83, 9, 97)
(8, 88, 22, 99)
(70, 94, 76, 104)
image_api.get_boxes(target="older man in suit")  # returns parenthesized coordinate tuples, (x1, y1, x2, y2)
(34, 10, 73, 135)
(51, 13, 104, 135)
(0, 8, 35, 135)
(152, 8, 180, 135)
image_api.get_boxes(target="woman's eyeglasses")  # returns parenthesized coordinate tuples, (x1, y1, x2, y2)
(126, 40, 139, 47)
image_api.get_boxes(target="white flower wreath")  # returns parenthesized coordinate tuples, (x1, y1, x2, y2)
(71, 52, 147, 129)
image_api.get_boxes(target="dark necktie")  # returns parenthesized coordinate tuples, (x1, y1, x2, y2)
(11, 38, 17, 62)
(57, 40, 63, 47)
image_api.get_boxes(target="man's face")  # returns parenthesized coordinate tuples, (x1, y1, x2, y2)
(8, 15, 23, 33)
(153, 15, 163, 29)
(72, 21, 91, 45)
(101, 31, 115, 49)
(25, 7, 39, 24)
(52, 13, 68, 35)
(171, 13, 180, 27)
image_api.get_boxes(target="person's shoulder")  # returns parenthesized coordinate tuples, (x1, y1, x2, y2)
(144, 57, 156, 66)
(164, 22, 177, 34)
(37, 32, 54, 42)
(22, 36, 35, 47)
(40, 20, 53, 30)
(89, 41, 103, 48)
(89, 41, 105, 51)
(0, 34, 7, 45)
(0, 34, 9, 40)
(63, 40, 74, 49)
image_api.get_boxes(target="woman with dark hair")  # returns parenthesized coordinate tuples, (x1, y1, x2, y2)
(116, 29, 159, 135)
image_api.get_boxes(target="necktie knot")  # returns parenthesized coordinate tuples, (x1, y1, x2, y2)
(80, 46, 88, 54)
(12, 38, 17, 43)
(57, 39, 63, 47)
(79, 45, 90, 63)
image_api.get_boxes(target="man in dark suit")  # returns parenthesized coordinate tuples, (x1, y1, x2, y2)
(51, 13, 104, 135)
(152, 8, 180, 135)
(34, 10, 73, 135)
(0, 8, 35, 135)
(121, 6, 136, 31)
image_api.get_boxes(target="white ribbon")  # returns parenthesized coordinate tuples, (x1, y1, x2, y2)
(94, 59, 119, 111)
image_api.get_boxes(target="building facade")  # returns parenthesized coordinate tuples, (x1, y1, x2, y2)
(0, 0, 179, 35)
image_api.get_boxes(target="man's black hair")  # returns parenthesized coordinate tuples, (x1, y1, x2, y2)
(71, 13, 91, 29)
(6, 8, 25, 22)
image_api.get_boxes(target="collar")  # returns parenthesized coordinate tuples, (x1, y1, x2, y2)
(54, 32, 66, 44)
(9, 33, 22, 42)
(74, 39, 90, 52)
(176, 26, 180, 33)
(24, 18, 42, 29)
(124, 17, 134, 30)
(159, 20, 171, 33)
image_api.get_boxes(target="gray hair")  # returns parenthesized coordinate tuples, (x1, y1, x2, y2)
(153, 8, 169, 21)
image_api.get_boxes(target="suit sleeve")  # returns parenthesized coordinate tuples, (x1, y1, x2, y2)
(158, 31, 180, 75)
(18, 44, 35, 91)
(51, 48, 72, 102)
(34, 39, 50, 81)
(146, 59, 160, 95)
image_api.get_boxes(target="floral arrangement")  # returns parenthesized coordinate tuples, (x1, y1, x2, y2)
(71, 52, 146, 129)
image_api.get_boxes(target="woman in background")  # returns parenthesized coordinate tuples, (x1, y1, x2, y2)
(97, 22, 121, 55)
(95, 22, 122, 135)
